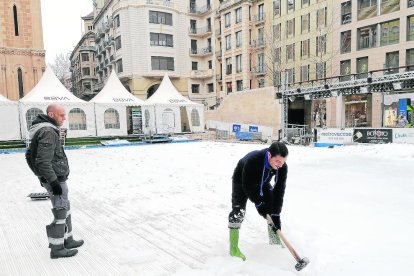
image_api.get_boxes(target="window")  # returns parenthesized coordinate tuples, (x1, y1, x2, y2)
(191, 84, 200, 93)
(191, 109, 200, 126)
(406, 49, 414, 71)
(285, 68, 295, 84)
(208, 60, 212, 69)
(341, 30, 351, 53)
(258, 4, 264, 21)
(316, 62, 326, 80)
(192, 62, 198, 70)
(258, 28, 264, 44)
(357, 25, 377, 50)
(17, 68, 24, 98)
(301, 39, 309, 57)
(341, 1, 352, 24)
(225, 35, 231, 50)
(115, 36, 122, 50)
(381, 0, 400, 15)
(301, 65, 309, 82)
(236, 54, 242, 73)
(274, 47, 281, 63)
(301, 14, 310, 34)
(408, 16, 414, 41)
(357, 0, 377, 21)
(236, 31, 242, 48)
(410, 0, 414, 7)
(116, 59, 123, 73)
(69, 108, 87, 130)
(104, 108, 120, 129)
(286, 18, 295, 37)
(340, 60, 351, 81)
(226, 57, 232, 75)
(13, 5, 19, 36)
(287, 0, 295, 12)
(236, 80, 243, 91)
(380, 20, 400, 46)
(286, 43, 295, 62)
(273, 0, 280, 17)
(385, 51, 399, 74)
(207, 83, 214, 93)
(151, 56, 174, 70)
(25, 108, 43, 130)
(82, 67, 90, 76)
(273, 23, 281, 40)
(226, 81, 232, 93)
(149, 11, 173, 25)
(235, 8, 242, 24)
(114, 15, 120, 28)
(302, 0, 309, 7)
(258, 79, 265, 88)
(225, 12, 231, 27)
(81, 53, 89, 62)
(150, 33, 173, 47)
(356, 57, 368, 79)
(316, 8, 327, 28)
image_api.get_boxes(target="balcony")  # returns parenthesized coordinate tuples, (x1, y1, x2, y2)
(188, 26, 212, 37)
(253, 13, 265, 25)
(216, 74, 223, 82)
(190, 69, 214, 79)
(80, 46, 95, 52)
(189, 46, 213, 57)
(146, 0, 175, 9)
(251, 65, 266, 76)
(250, 39, 266, 49)
(215, 28, 221, 38)
(188, 4, 212, 16)
(215, 50, 222, 60)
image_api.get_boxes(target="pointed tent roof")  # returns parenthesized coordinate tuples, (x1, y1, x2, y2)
(145, 73, 202, 106)
(20, 67, 86, 103)
(90, 71, 145, 105)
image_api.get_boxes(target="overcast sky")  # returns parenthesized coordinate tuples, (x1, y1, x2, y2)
(40, 0, 93, 64)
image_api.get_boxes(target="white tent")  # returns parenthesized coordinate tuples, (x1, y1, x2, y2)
(0, 94, 21, 141)
(145, 73, 204, 133)
(19, 67, 95, 138)
(90, 71, 153, 136)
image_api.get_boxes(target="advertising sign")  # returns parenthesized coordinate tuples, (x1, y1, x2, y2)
(249, 126, 258, 132)
(232, 124, 241, 133)
(353, 128, 392, 144)
(393, 129, 414, 144)
(317, 128, 353, 144)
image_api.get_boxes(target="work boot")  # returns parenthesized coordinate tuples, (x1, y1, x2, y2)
(229, 228, 246, 261)
(50, 248, 78, 259)
(268, 224, 283, 246)
(64, 237, 84, 249)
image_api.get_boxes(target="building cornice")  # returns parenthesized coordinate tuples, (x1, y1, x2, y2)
(0, 47, 45, 57)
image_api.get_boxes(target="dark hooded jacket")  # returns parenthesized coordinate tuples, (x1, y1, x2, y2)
(25, 114, 69, 183)
(233, 148, 288, 215)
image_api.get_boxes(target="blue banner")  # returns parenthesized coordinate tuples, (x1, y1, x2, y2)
(249, 126, 258, 132)
(232, 124, 241, 132)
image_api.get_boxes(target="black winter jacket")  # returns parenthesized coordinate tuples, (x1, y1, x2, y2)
(233, 148, 288, 215)
(26, 114, 69, 183)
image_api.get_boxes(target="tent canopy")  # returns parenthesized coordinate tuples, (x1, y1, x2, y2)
(90, 71, 145, 105)
(0, 94, 21, 140)
(145, 73, 202, 107)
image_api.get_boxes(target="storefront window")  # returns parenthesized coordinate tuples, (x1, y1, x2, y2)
(344, 94, 371, 127)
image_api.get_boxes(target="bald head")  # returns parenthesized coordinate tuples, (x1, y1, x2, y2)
(47, 104, 66, 126)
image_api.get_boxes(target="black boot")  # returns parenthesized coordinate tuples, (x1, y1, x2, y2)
(64, 209, 84, 249)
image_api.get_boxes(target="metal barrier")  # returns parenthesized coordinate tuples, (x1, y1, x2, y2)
(215, 129, 229, 140)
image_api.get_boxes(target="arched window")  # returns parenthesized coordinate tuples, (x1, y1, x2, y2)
(145, 109, 150, 127)
(191, 109, 200, 126)
(104, 108, 120, 129)
(17, 68, 24, 98)
(69, 108, 87, 130)
(13, 5, 19, 36)
(25, 108, 43, 130)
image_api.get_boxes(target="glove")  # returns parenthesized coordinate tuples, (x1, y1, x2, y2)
(49, 179, 62, 195)
(270, 214, 281, 231)
(255, 202, 268, 218)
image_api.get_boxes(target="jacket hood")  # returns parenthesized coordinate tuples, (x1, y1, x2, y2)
(28, 114, 59, 139)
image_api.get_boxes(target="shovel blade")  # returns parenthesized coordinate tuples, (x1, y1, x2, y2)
(295, 257, 309, 271)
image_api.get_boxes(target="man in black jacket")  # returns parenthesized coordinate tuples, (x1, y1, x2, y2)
(228, 142, 288, 261)
(26, 104, 84, 259)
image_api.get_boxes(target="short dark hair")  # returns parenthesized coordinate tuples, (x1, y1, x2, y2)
(268, 142, 288, 157)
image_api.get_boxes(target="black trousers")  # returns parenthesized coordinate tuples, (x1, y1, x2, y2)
(228, 180, 248, 229)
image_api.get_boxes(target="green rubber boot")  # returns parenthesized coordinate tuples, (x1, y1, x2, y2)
(229, 228, 246, 261)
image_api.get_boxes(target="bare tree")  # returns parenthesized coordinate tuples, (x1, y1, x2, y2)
(49, 53, 70, 84)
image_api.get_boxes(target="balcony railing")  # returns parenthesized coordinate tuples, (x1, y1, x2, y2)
(146, 0, 175, 8)
(251, 39, 266, 48)
(215, 50, 222, 59)
(80, 46, 95, 52)
(216, 74, 222, 81)
(215, 28, 221, 38)
(188, 26, 212, 37)
(253, 13, 265, 24)
(189, 46, 213, 56)
(190, 69, 214, 79)
(188, 4, 212, 15)
(251, 66, 266, 75)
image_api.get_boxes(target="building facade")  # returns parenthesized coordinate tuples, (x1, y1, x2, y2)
(0, 0, 45, 100)
(69, 12, 98, 100)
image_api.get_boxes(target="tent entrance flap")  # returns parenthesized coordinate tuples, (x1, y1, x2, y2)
(129, 106, 142, 134)
(180, 107, 190, 132)
(161, 108, 175, 133)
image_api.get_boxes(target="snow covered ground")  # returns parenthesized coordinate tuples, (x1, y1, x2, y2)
(1, 141, 413, 276)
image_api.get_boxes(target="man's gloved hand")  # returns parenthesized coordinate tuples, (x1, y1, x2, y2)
(270, 214, 281, 231)
(38, 177, 47, 187)
(255, 202, 268, 218)
(49, 179, 62, 195)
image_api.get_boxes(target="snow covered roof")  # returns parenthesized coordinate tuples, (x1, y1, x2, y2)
(19, 67, 86, 104)
(90, 71, 145, 105)
(145, 73, 202, 106)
